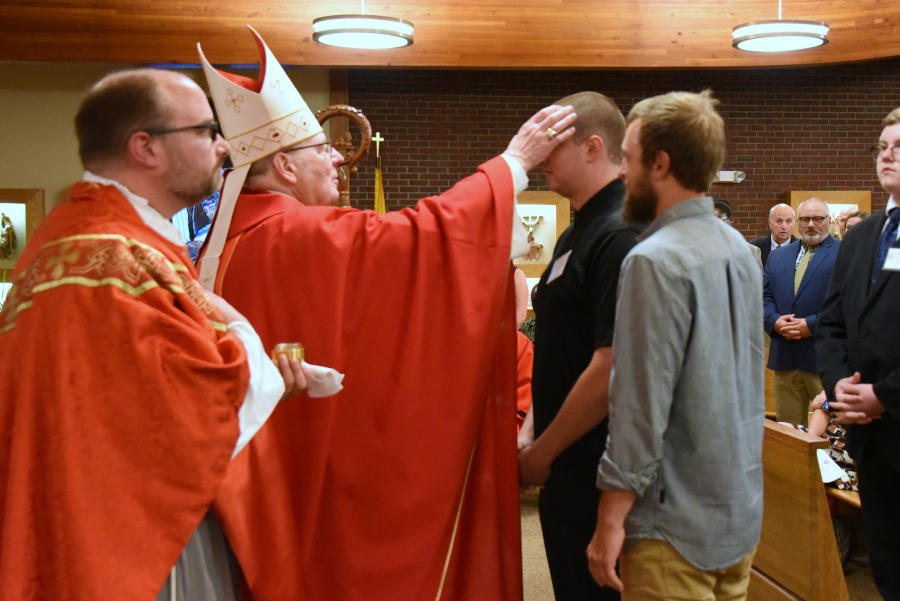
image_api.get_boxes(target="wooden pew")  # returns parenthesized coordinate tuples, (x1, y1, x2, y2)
(748, 421, 849, 601)
(827, 488, 861, 510)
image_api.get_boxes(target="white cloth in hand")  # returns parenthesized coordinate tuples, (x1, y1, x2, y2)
(302, 362, 344, 397)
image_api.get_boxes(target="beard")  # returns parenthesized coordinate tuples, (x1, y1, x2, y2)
(621, 170, 658, 225)
(165, 143, 225, 207)
(800, 229, 827, 246)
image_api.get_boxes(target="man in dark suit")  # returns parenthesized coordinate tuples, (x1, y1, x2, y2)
(750, 203, 798, 268)
(817, 108, 900, 599)
(764, 197, 839, 426)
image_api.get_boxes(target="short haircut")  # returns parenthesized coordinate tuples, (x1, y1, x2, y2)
(626, 90, 725, 193)
(768, 203, 795, 220)
(555, 92, 626, 163)
(848, 210, 870, 220)
(247, 152, 277, 178)
(713, 199, 733, 218)
(247, 139, 311, 178)
(884, 108, 900, 126)
(798, 197, 830, 216)
(75, 69, 175, 170)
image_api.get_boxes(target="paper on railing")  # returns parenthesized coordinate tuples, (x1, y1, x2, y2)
(817, 448, 850, 483)
(302, 362, 344, 398)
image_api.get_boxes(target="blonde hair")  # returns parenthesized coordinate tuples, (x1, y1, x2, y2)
(884, 108, 900, 126)
(627, 90, 725, 192)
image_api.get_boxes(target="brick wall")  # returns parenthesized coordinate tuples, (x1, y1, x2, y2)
(348, 58, 900, 239)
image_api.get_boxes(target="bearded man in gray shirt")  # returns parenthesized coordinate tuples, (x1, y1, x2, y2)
(587, 90, 765, 601)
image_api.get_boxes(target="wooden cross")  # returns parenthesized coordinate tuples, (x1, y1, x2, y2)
(372, 132, 384, 158)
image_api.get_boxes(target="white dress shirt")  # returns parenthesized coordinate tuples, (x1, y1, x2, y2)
(769, 234, 790, 253)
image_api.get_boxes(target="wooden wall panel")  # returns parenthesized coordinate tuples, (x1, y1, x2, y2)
(1, 1, 899, 69)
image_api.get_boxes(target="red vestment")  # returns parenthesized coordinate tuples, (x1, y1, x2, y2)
(0, 182, 250, 601)
(204, 156, 523, 601)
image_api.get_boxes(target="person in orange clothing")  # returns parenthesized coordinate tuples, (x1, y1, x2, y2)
(514, 266, 534, 430)
(195, 26, 577, 601)
(0, 69, 305, 601)
(517, 330, 535, 430)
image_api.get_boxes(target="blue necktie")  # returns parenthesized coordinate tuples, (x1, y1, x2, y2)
(872, 209, 900, 284)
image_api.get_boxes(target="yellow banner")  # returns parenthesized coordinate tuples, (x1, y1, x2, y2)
(374, 156, 386, 215)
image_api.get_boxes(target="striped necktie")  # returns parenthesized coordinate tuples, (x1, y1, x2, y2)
(871, 209, 900, 284)
(794, 246, 813, 294)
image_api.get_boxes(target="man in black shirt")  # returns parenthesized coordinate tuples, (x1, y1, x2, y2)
(518, 92, 640, 601)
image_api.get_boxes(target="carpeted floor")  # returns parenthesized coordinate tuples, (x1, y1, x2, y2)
(520, 491, 880, 601)
(520, 490, 554, 601)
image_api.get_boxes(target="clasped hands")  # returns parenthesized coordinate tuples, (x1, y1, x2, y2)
(829, 372, 884, 425)
(517, 431, 551, 490)
(773, 313, 810, 340)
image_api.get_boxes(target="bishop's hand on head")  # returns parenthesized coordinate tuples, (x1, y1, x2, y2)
(502, 105, 577, 172)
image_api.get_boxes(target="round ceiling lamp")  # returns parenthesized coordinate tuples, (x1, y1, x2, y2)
(732, 0, 829, 52)
(313, 2, 414, 49)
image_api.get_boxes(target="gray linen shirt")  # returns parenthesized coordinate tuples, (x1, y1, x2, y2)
(597, 196, 765, 570)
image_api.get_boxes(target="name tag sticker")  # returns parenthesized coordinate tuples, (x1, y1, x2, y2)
(883, 249, 900, 271)
(547, 250, 573, 283)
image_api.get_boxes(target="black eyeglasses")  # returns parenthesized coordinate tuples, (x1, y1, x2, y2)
(871, 144, 900, 161)
(798, 216, 829, 225)
(283, 140, 334, 154)
(144, 121, 220, 141)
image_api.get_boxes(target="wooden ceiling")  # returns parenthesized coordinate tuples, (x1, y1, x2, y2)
(0, 1, 897, 69)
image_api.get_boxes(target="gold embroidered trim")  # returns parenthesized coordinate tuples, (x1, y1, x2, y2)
(33, 276, 164, 297)
(0, 300, 31, 334)
(0, 234, 223, 334)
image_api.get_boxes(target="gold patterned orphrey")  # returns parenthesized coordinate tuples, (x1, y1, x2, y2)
(272, 342, 305, 363)
(521, 215, 544, 261)
(0, 214, 16, 259)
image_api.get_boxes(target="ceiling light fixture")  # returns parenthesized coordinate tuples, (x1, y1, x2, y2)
(732, 0, 829, 53)
(313, 0, 414, 49)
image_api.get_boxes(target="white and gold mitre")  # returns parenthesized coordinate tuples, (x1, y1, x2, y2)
(196, 25, 323, 291)
(198, 25, 323, 168)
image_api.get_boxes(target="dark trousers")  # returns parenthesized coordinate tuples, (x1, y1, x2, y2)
(858, 436, 900, 601)
(538, 458, 620, 601)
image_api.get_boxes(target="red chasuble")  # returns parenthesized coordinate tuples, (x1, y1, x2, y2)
(205, 156, 523, 601)
(0, 182, 249, 601)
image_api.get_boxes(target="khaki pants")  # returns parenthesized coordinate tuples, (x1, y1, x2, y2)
(620, 539, 756, 601)
(773, 369, 822, 427)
